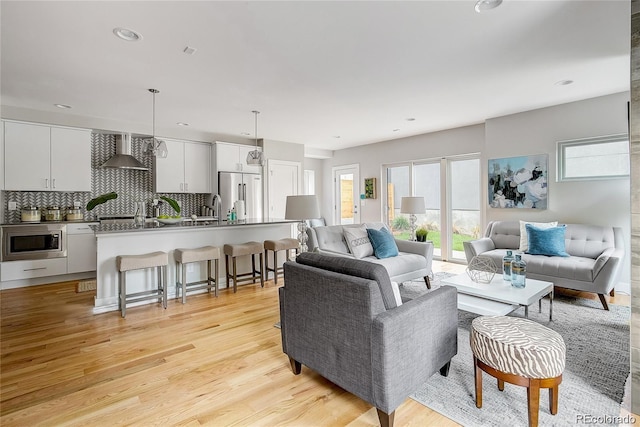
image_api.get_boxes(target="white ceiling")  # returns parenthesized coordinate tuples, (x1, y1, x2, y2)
(0, 1, 630, 151)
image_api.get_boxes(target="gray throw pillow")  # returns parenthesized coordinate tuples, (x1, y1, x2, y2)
(343, 226, 374, 259)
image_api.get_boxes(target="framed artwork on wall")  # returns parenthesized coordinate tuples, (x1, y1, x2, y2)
(364, 177, 377, 199)
(488, 154, 548, 209)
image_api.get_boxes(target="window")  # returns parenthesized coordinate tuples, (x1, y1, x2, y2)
(383, 155, 480, 261)
(557, 134, 629, 181)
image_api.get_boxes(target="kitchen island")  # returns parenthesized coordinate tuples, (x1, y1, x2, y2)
(93, 218, 297, 313)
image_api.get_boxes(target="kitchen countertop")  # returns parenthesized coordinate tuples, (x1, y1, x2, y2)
(91, 218, 297, 235)
(1, 220, 99, 226)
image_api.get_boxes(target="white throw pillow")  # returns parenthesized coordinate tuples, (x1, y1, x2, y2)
(343, 226, 374, 259)
(519, 220, 558, 252)
(390, 281, 403, 306)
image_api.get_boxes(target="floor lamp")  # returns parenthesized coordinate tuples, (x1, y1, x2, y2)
(401, 196, 426, 241)
(285, 195, 320, 252)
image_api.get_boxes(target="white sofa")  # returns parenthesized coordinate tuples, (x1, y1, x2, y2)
(463, 221, 625, 310)
(307, 222, 435, 287)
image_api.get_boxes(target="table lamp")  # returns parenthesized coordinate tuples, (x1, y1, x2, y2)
(285, 195, 320, 252)
(400, 196, 426, 241)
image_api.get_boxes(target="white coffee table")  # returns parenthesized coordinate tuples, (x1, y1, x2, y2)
(441, 273, 554, 320)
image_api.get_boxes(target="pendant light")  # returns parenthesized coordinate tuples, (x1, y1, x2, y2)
(143, 88, 168, 158)
(246, 110, 264, 166)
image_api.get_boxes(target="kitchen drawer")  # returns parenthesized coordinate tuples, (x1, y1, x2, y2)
(66, 223, 98, 234)
(1, 258, 68, 281)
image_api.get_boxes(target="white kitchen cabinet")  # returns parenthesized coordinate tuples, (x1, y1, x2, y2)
(154, 139, 211, 193)
(215, 142, 262, 174)
(67, 223, 98, 274)
(0, 258, 68, 282)
(4, 121, 91, 191)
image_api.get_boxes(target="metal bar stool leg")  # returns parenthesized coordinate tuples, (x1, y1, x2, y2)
(120, 271, 126, 318)
(214, 259, 219, 297)
(260, 253, 264, 287)
(232, 256, 238, 293)
(181, 262, 188, 304)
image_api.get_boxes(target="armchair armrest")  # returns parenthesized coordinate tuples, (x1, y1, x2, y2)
(593, 247, 625, 290)
(463, 237, 495, 262)
(371, 286, 458, 413)
(394, 239, 434, 260)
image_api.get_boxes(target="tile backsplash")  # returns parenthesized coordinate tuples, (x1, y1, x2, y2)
(2, 133, 210, 223)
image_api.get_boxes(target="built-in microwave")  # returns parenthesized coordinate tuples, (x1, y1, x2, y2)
(1, 224, 66, 262)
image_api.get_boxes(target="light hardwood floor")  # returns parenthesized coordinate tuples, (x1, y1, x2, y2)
(0, 261, 629, 426)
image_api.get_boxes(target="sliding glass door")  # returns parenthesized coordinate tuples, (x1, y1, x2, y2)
(384, 155, 480, 262)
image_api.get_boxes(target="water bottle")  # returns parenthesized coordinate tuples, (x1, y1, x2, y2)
(511, 254, 526, 288)
(502, 250, 514, 281)
(231, 207, 236, 221)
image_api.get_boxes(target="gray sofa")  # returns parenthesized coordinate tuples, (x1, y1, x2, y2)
(307, 222, 435, 287)
(463, 221, 625, 310)
(279, 252, 458, 427)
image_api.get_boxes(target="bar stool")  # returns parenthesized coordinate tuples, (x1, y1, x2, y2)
(116, 251, 168, 318)
(174, 246, 221, 303)
(264, 238, 300, 284)
(223, 242, 264, 292)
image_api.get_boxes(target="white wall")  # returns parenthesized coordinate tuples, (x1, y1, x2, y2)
(321, 124, 485, 224)
(484, 92, 630, 286)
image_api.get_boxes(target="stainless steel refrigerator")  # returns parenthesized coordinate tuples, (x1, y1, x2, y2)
(218, 172, 263, 220)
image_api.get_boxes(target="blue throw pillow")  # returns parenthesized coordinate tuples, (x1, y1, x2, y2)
(526, 224, 569, 257)
(366, 227, 399, 259)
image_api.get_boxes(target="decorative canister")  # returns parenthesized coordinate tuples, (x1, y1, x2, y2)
(65, 206, 84, 221)
(45, 206, 62, 221)
(21, 206, 40, 222)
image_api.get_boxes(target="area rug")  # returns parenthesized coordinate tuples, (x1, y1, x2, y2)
(405, 275, 631, 427)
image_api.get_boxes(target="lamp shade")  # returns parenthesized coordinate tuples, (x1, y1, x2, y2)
(400, 196, 426, 214)
(285, 195, 320, 220)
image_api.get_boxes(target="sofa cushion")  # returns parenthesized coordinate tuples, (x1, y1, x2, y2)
(364, 252, 426, 279)
(519, 220, 558, 252)
(472, 249, 597, 282)
(295, 252, 398, 310)
(367, 227, 399, 259)
(526, 224, 569, 257)
(343, 226, 374, 259)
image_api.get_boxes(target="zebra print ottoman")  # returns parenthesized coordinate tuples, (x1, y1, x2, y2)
(470, 316, 566, 427)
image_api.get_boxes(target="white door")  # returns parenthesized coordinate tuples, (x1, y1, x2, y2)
(4, 122, 50, 191)
(267, 159, 300, 219)
(155, 139, 185, 193)
(184, 142, 211, 193)
(50, 127, 91, 191)
(333, 165, 360, 225)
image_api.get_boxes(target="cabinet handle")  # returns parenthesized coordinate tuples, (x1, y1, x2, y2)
(180, 183, 184, 191)
(52, 178, 56, 189)
(45, 178, 49, 188)
(185, 182, 189, 192)
(24, 267, 47, 272)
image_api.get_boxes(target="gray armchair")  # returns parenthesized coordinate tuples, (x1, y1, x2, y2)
(279, 252, 458, 427)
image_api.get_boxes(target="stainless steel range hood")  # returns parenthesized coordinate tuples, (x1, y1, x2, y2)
(100, 133, 149, 171)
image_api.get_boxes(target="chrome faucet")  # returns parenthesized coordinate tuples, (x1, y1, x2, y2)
(212, 194, 222, 220)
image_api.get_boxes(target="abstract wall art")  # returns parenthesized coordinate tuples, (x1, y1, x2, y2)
(488, 154, 549, 209)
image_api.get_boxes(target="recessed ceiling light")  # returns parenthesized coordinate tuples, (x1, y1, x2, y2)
(176, 122, 189, 126)
(54, 104, 71, 109)
(393, 129, 400, 132)
(241, 132, 251, 136)
(555, 79, 574, 86)
(475, 0, 503, 13)
(113, 27, 142, 42)
(333, 136, 341, 139)
(406, 118, 415, 122)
